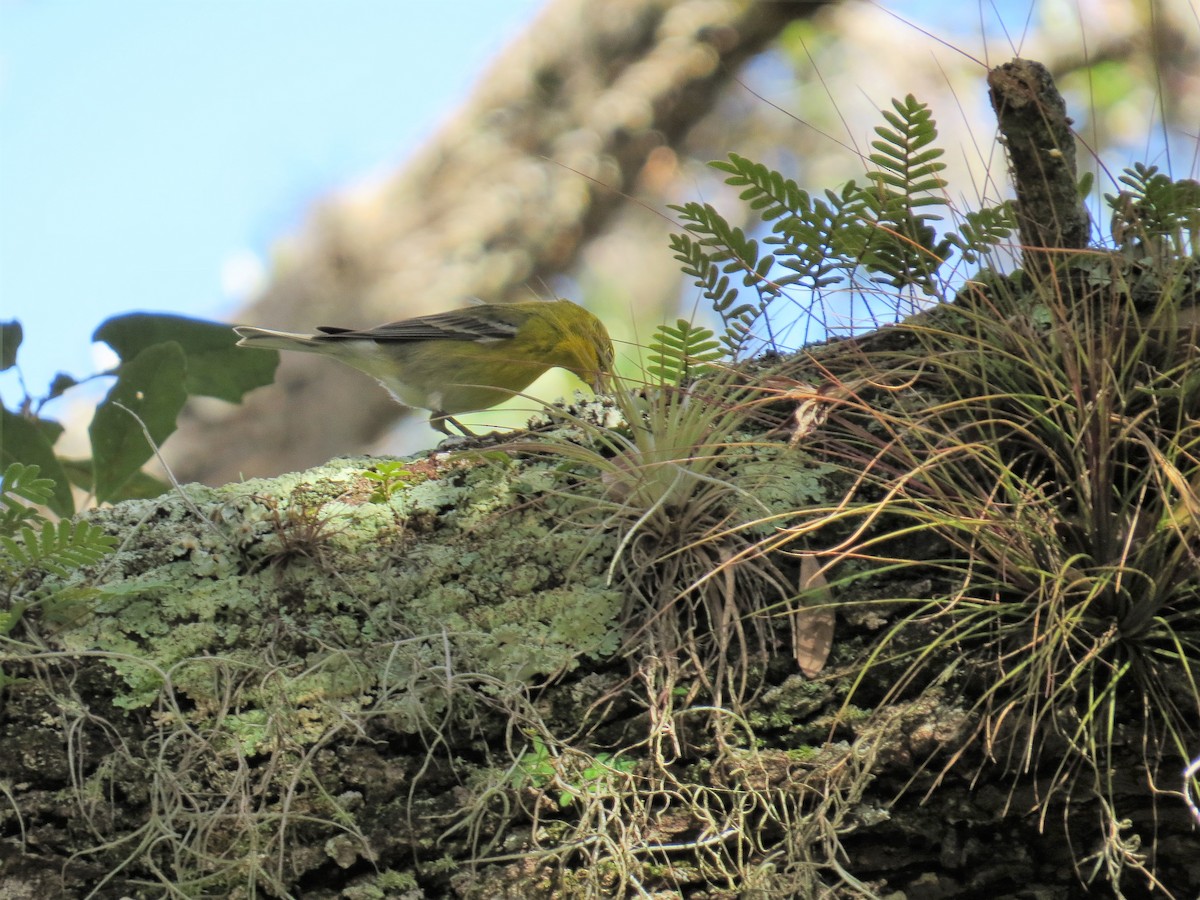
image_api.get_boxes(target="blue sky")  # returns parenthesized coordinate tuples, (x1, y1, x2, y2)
(1, 0, 542, 414)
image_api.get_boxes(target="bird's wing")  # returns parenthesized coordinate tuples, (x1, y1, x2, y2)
(315, 308, 524, 343)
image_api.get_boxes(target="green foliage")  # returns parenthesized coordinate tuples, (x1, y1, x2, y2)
(512, 735, 637, 808)
(0, 321, 21, 371)
(94, 313, 278, 403)
(1106, 162, 1200, 257)
(670, 94, 1014, 352)
(0, 312, 279, 514)
(847, 93, 952, 291)
(668, 203, 778, 357)
(0, 462, 117, 634)
(779, 211, 1200, 891)
(0, 464, 121, 574)
(0, 461, 59, 534)
(0, 515, 116, 580)
(945, 204, 1019, 264)
(88, 341, 189, 503)
(360, 459, 419, 502)
(646, 319, 724, 385)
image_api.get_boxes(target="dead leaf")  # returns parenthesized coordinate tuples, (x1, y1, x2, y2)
(789, 389, 832, 446)
(755, 375, 833, 446)
(793, 556, 835, 677)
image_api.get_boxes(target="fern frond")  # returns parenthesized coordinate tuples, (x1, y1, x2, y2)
(0, 463, 57, 535)
(671, 201, 778, 293)
(647, 320, 725, 385)
(712, 153, 808, 222)
(769, 183, 861, 290)
(868, 94, 948, 200)
(668, 94, 1019, 348)
(0, 519, 117, 578)
(849, 95, 952, 294)
(1, 463, 56, 510)
(947, 202, 1017, 264)
(668, 232, 747, 316)
(1106, 163, 1200, 253)
(670, 202, 779, 357)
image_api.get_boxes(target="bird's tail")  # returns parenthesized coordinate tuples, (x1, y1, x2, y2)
(233, 326, 326, 353)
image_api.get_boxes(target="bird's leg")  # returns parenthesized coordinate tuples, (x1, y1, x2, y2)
(431, 412, 475, 437)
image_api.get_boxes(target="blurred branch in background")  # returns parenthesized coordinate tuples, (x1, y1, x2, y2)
(169, 0, 1200, 484)
(169, 0, 823, 483)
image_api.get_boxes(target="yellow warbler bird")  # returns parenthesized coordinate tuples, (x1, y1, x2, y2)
(234, 299, 613, 435)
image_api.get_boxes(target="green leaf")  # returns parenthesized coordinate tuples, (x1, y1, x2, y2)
(93, 312, 278, 402)
(89, 341, 187, 504)
(647, 320, 725, 384)
(0, 517, 117, 577)
(57, 458, 94, 492)
(0, 408, 74, 516)
(62, 454, 168, 500)
(0, 462, 55, 508)
(112, 468, 169, 501)
(0, 463, 60, 538)
(0, 321, 21, 371)
(47, 373, 79, 401)
(0, 608, 29, 638)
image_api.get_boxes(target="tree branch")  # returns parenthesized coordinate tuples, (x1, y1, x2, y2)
(987, 58, 1091, 273)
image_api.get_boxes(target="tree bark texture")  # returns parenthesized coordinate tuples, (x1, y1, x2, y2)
(987, 58, 1091, 274)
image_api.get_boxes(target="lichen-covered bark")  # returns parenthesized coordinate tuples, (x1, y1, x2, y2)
(0, 423, 851, 896)
(987, 58, 1091, 273)
(6, 380, 1200, 896)
(7, 52, 1200, 900)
